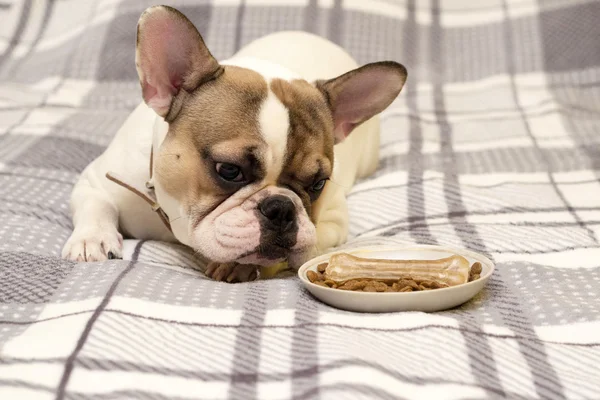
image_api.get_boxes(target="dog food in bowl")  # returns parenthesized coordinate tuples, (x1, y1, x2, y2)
(306, 252, 483, 292)
(298, 244, 494, 312)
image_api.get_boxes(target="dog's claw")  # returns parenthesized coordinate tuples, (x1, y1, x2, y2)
(206, 262, 259, 283)
(62, 229, 123, 262)
(215, 267, 228, 282)
(205, 264, 215, 276)
(226, 273, 235, 283)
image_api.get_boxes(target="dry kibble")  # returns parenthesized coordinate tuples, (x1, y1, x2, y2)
(371, 281, 389, 292)
(468, 262, 482, 282)
(339, 280, 369, 291)
(469, 273, 481, 282)
(420, 280, 439, 289)
(423, 280, 447, 289)
(306, 256, 483, 292)
(398, 279, 420, 290)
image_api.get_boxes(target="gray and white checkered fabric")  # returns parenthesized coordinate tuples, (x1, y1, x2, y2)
(1, 0, 599, 399)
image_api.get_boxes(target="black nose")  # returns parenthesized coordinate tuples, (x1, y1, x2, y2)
(258, 195, 296, 232)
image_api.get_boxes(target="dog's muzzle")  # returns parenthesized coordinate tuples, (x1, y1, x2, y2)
(256, 195, 299, 259)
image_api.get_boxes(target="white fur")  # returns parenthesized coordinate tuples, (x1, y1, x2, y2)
(150, 117, 192, 246)
(258, 91, 289, 183)
(221, 57, 300, 81)
(62, 30, 380, 271)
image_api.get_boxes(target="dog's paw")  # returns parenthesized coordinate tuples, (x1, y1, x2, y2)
(62, 227, 123, 262)
(205, 262, 259, 283)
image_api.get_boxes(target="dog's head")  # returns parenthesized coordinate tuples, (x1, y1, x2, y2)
(135, 6, 407, 267)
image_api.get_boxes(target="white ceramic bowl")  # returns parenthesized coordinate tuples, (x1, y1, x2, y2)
(298, 245, 494, 313)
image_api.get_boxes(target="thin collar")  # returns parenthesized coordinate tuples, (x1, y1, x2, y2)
(105, 145, 172, 232)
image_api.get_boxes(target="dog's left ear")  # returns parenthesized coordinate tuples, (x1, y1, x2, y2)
(135, 5, 222, 119)
(316, 61, 407, 143)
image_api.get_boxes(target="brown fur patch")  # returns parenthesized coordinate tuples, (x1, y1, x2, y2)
(154, 65, 268, 223)
(270, 78, 335, 218)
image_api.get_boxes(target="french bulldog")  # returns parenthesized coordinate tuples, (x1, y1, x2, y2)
(61, 5, 407, 282)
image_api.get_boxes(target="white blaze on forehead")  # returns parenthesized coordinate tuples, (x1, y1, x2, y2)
(258, 90, 289, 182)
(221, 57, 299, 183)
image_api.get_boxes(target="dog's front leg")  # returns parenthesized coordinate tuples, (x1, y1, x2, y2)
(314, 184, 349, 255)
(62, 173, 123, 262)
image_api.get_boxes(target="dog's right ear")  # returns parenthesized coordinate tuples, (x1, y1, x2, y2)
(135, 5, 222, 119)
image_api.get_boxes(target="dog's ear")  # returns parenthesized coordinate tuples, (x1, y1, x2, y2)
(316, 61, 407, 143)
(135, 6, 222, 119)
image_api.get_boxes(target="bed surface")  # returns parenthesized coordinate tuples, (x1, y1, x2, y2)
(1, 0, 599, 399)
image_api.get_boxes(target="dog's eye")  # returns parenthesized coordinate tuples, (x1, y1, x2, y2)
(216, 163, 244, 182)
(311, 179, 327, 192)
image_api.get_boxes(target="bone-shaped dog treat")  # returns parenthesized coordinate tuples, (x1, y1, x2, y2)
(325, 253, 471, 287)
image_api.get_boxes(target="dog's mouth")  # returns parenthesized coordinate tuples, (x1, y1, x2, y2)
(258, 243, 292, 259)
(235, 244, 292, 266)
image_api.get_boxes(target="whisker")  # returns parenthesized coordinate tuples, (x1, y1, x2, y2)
(156, 153, 181, 158)
(169, 215, 183, 223)
(327, 178, 350, 191)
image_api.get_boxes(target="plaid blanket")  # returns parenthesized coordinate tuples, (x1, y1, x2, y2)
(1, 0, 599, 399)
